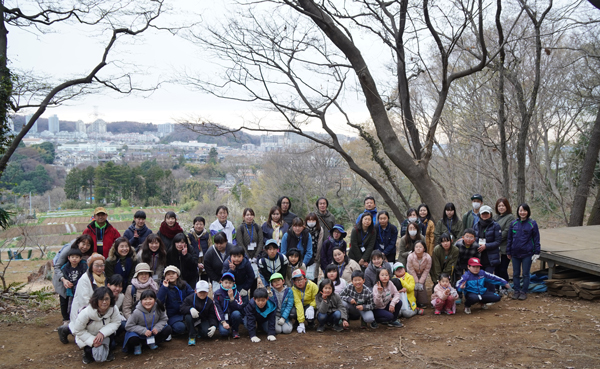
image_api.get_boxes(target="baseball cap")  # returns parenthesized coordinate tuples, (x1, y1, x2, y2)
(291, 269, 306, 279)
(195, 280, 210, 292)
(269, 272, 284, 282)
(471, 194, 483, 201)
(393, 262, 405, 271)
(94, 207, 108, 215)
(479, 205, 493, 214)
(468, 257, 483, 267)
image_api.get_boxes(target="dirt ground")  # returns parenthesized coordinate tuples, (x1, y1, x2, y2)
(1, 291, 599, 369)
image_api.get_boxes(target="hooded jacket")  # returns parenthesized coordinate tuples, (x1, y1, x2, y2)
(157, 282, 194, 318)
(123, 224, 153, 251)
(125, 301, 168, 336)
(244, 298, 277, 338)
(213, 286, 244, 322)
(280, 229, 313, 266)
(270, 286, 294, 322)
(105, 244, 138, 285)
(456, 269, 507, 295)
(473, 218, 502, 267)
(291, 280, 318, 323)
(364, 260, 392, 289)
(507, 218, 541, 259)
(180, 293, 219, 327)
(71, 305, 121, 348)
(83, 221, 121, 258)
(221, 256, 256, 292)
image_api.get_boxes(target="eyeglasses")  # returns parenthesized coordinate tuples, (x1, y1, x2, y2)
(93, 264, 106, 268)
(99, 297, 111, 302)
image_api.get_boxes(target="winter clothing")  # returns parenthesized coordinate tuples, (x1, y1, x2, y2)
(320, 235, 347, 273)
(180, 293, 218, 337)
(166, 242, 200, 287)
(430, 244, 459, 283)
(348, 227, 376, 265)
(53, 242, 88, 299)
(316, 292, 348, 321)
(355, 207, 378, 225)
(419, 219, 435, 255)
(124, 301, 168, 340)
(473, 218, 502, 267)
(455, 239, 480, 272)
(291, 280, 318, 323)
(461, 210, 480, 235)
(319, 257, 361, 285)
(397, 234, 426, 266)
(189, 229, 210, 256)
(507, 218, 541, 259)
(434, 218, 463, 246)
(280, 229, 313, 266)
(68, 272, 100, 323)
(372, 281, 401, 323)
(316, 210, 336, 233)
(122, 278, 159, 319)
(71, 305, 121, 350)
(258, 252, 288, 286)
(400, 218, 422, 238)
(431, 283, 459, 313)
(495, 213, 516, 255)
(305, 224, 324, 268)
(136, 249, 165, 283)
(204, 243, 233, 283)
(123, 224, 153, 251)
(244, 298, 277, 338)
(213, 286, 244, 323)
(209, 219, 237, 246)
(406, 252, 432, 306)
(340, 284, 375, 322)
(157, 281, 194, 334)
(236, 222, 264, 260)
(83, 221, 121, 258)
(270, 286, 294, 323)
(375, 224, 399, 262)
(364, 260, 392, 289)
(261, 221, 289, 246)
(285, 262, 306, 287)
(393, 272, 417, 310)
(456, 269, 506, 307)
(221, 256, 256, 292)
(281, 211, 298, 228)
(105, 244, 138, 286)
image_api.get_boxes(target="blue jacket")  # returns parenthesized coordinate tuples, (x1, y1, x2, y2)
(472, 220, 502, 267)
(280, 230, 313, 266)
(506, 218, 541, 259)
(270, 286, 294, 322)
(123, 224, 153, 251)
(376, 224, 398, 257)
(244, 298, 277, 338)
(355, 207, 378, 225)
(456, 270, 507, 295)
(213, 287, 244, 322)
(221, 256, 256, 292)
(157, 282, 194, 318)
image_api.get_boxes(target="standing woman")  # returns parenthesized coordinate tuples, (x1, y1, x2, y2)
(157, 211, 184, 253)
(348, 212, 376, 269)
(399, 208, 421, 238)
(137, 234, 167, 283)
(305, 212, 325, 281)
(397, 222, 426, 266)
(262, 206, 289, 246)
(433, 202, 463, 246)
(209, 205, 237, 246)
(375, 211, 398, 263)
(507, 203, 541, 301)
(494, 198, 516, 286)
(417, 204, 435, 254)
(166, 233, 200, 287)
(236, 208, 264, 274)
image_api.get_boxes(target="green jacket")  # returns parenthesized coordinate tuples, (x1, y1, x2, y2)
(433, 218, 463, 246)
(430, 244, 459, 283)
(348, 227, 376, 264)
(461, 210, 479, 236)
(494, 213, 516, 254)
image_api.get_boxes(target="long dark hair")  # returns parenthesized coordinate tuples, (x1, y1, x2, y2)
(71, 234, 94, 257)
(164, 211, 177, 220)
(318, 278, 334, 295)
(417, 203, 433, 223)
(266, 206, 283, 228)
(496, 197, 513, 215)
(442, 202, 458, 223)
(111, 237, 134, 258)
(403, 221, 422, 252)
(139, 290, 165, 312)
(356, 212, 374, 234)
(305, 212, 321, 232)
(375, 267, 390, 287)
(325, 264, 342, 286)
(171, 233, 191, 256)
(141, 234, 167, 266)
(332, 246, 349, 265)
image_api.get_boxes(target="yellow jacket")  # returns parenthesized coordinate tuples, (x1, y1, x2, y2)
(396, 272, 417, 310)
(292, 280, 318, 323)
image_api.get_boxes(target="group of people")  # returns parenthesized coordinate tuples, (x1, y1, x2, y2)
(52, 194, 541, 364)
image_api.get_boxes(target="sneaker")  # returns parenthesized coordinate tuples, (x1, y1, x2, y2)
(148, 343, 158, 350)
(82, 354, 94, 364)
(232, 331, 240, 339)
(416, 308, 424, 316)
(512, 291, 520, 300)
(58, 325, 69, 344)
(518, 293, 527, 300)
(360, 318, 367, 329)
(434, 310, 441, 315)
(387, 320, 404, 328)
(464, 307, 471, 314)
(188, 338, 196, 346)
(480, 303, 488, 310)
(455, 298, 462, 305)
(165, 334, 172, 342)
(106, 352, 115, 362)
(445, 309, 454, 315)
(316, 325, 325, 333)
(133, 345, 142, 355)
(333, 324, 344, 332)
(369, 321, 378, 329)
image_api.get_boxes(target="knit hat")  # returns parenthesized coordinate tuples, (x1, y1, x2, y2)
(393, 262, 405, 271)
(331, 224, 347, 238)
(195, 280, 210, 292)
(269, 272, 284, 282)
(87, 253, 105, 268)
(291, 269, 306, 280)
(133, 263, 152, 278)
(264, 239, 279, 249)
(164, 265, 181, 276)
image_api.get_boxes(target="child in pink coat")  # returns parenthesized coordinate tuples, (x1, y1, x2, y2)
(431, 273, 459, 315)
(406, 240, 432, 308)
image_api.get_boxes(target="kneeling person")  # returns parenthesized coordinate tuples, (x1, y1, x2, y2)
(291, 269, 318, 333)
(181, 280, 218, 345)
(269, 273, 294, 334)
(244, 288, 277, 342)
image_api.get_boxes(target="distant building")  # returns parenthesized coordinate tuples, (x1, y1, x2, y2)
(158, 123, 174, 134)
(242, 144, 256, 151)
(76, 120, 87, 134)
(25, 114, 38, 133)
(48, 114, 60, 133)
(89, 119, 107, 133)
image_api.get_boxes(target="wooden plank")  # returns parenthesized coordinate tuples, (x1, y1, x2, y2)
(577, 281, 600, 290)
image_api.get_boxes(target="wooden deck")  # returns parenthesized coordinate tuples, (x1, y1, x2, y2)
(539, 225, 600, 278)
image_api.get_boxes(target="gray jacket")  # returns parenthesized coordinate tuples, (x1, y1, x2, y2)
(125, 301, 168, 336)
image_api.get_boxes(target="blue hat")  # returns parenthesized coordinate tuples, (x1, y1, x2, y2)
(221, 272, 235, 281)
(264, 239, 279, 249)
(331, 224, 347, 238)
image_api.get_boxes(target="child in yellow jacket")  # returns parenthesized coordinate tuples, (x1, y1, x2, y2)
(391, 262, 424, 318)
(291, 269, 318, 333)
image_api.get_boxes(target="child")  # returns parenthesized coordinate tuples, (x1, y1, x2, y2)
(432, 273, 459, 315)
(340, 270, 376, 329)
(325, 264, 347, 295)
(406, 240, 431, 308)
(315, 279, 348, 333)
(244, 288, 277, 342)
(221, 245, 256, 302)
(59, 248, 87, 323)
(285, 248, 306, 287)
(180, 280, 218, 345)
(213, 272, 244, 338)
(372, 268, 403, 327)
(122, 263, 159, 320)
(124, 290, 172, 355)
(392, 263, 424, 317)
(363, 250, 392, 289)
(455, 228, 480, 276)
(258, 239, 289, 288)
(456, 257, 510, 314)
(268, 273, 294, 334)
(105, 237, 138, 286)
(320, 224, 347, 273)
(157, 265, 194, 335)
(167, 233, 200, 287)
(291, 269, 318, 333)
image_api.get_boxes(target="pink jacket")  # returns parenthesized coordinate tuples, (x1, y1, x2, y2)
(406, 252, 432, 285)
(372, 281, 400, 309)
(432, 283, 459, 301)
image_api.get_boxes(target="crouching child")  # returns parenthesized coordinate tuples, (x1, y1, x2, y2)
(291, 269, 318, 333)
(269, 272, 294, 334)
(457, 257, 510, 315)
(124, 290, 172, 356)
(181, 280, 218, 345)
(315, 279, 348, 332)
(213, 272, 244, 339)
(244, 288, 277, 342)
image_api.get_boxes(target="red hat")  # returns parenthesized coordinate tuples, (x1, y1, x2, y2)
(468, 257, 482, 267)
(291, 269, 306, 279)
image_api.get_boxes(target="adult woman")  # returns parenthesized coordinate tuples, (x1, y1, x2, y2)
(305, 212, 325, 281)
(69, 253, 107, 324)
(433, 202, 463, 246)
(137, 234, 167, 283)
(375, 211, 398, 263)
(397, 222, 426, 266)
(261, 206, 289, 246)
(328, 246, 361, 284)
(236, 207, 265, 264)
(209, 205, 237, 245)
(417, 204, 435, 254)
(473, 205, 502, 292)
(399, 208, 421, 238)
(105, 237, 138, 286)
(70, 287, 121, 364)
(348, 212, 376, 268)
(507, 203, 541, 301)
(157, 211, 184, 253)
(430, 232, 459, 285)
(123, 210, 153, 251)
(166, 233, 199, 286)
(494, 197, 516, 285)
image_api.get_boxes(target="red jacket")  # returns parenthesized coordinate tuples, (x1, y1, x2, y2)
(83, 221, 121, 258)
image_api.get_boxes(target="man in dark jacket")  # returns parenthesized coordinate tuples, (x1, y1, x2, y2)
(277, 196, 297, 227)
(354, 196, 378, 225)
(82, 207, 121, 258)
(204, 232, 233, 291)
(316, 197, 336, 232)
(123, 210, 153, 251)
(473, 205, 502, 293)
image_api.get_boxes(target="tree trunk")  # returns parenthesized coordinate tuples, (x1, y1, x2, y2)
(587, 184, 600, 226)
(495, 0, 510, 198)
(570, 107, 600, 226)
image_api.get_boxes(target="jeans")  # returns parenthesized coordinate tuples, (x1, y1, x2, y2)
(373, 300, 402, 323)
(512, 256, 533, 293)
(218, 310, 242, 336)
(495, 254, 511, 283)
(343, 301, 374, 323)
(464, 291, 501, 307)
(168, 315, 187, 335)
(317, 310, 341, 326)
(184, 314, 210, 338)
(483, 265, 496, 293)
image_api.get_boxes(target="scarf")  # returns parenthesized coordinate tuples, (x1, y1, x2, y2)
(159, 220, 183, 239)
(271, 221, 282, 243)
(131, 276, 159, 291)
(307, 225, 319, 252)
(477, 218, 493, 239)
(92, 273, 105, 287)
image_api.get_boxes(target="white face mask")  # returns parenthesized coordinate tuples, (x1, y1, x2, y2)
(408, 230, 417, 237)
(408, 217, 417, 223)
(307, 221, 317, 228)
(472, 202, 481, 210)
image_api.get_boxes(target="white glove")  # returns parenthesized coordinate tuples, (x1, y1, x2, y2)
(305, 306, 315, 320)
(207, 326, 216, 337)
(532, 254, 540, 263)
(251, 336, 261, 343)
(297, 322, 305, 333)
(190, 308, 199, 319)
(267, 335, 276, 341)
(277, 317, 285, 326)
(415, 283, 423, 291)
(251, 258, 258, 264)
(240, 289, 248, 297)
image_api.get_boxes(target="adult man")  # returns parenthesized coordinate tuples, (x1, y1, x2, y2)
(461, 194, 483, 235)
(315, 197, 336, 233)
(83, 207, 121, 258)
(277, 196, 297, 227)
(355, 196, 378, 225)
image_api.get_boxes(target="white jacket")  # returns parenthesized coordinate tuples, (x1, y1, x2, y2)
(70, 305, 121, 348)
(69, 273, 96, 322)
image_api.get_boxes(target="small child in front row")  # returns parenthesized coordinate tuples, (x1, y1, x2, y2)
(315, 279, 348, 332)
(285, 248, 306, 287)
(244, 288, 277, 342)
(431, 273, 459, 315)
(268, 273, 294, 334)
(391, 262, 424, 317)
(372, 268, 403, 327)
(213, 272, 244, 338)
(456, 257, 510, 315)
(291, 269, 318, 333)
(59, 248, 87, 323)
(124, 290, 172, 355)
(180, 280, 218, 346)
